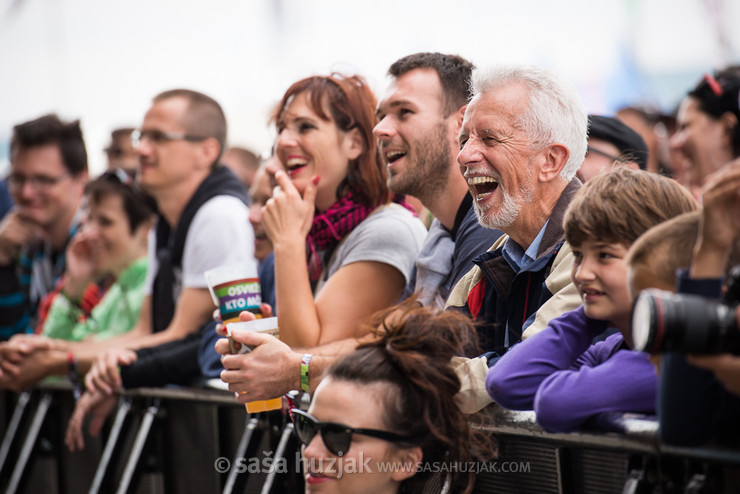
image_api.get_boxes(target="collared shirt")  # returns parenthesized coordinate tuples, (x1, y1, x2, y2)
(502, 220, 550, 273)
(500, 219, 549, 348)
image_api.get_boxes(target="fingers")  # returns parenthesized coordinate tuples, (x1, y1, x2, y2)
(88, 412, 107, 437)
(65, 393, 90, 452)
(686, 354, 726, 370)
(85, 366, 112, 395)
(238, 310, 259, 322)
(302, 175, 320, 206)
(84, 353, 124, 395)
(272, 169, 297, 195)
(227, 327, 274, 347)
(215, 337, 233, 356)
(260, 303, 274, 318)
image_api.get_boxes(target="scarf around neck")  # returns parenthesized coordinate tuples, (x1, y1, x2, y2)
(305, 189, 372, 282)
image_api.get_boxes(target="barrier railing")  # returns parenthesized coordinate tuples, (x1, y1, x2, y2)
(1, 380, 739, 493)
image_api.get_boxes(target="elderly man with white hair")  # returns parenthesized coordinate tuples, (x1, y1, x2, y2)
(446, 64, 588, 412)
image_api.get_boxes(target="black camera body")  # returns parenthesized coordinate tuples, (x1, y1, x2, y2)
(631, 266, 740, 355)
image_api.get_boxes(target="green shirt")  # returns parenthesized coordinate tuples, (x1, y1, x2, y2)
(42, 257, 148, 341)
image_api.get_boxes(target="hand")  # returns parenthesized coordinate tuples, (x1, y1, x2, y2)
(648, 354, 663, 376)
(687, 353, 740, 397)
(219, 329, 302, 401)
(214, 303, 274, 339)
(262, 170, 318, 248)
(692, 160, 740, 277)
(0, 349, 61, 392)
(0, 211, 37, 265)
(84, 348, 138, 395)
(0, 335, 55, 379)
(63, 229, 100, 299)
(65, 390, 118, 452)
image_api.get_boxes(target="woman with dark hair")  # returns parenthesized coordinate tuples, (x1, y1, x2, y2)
(670, 66, 740, 196)
(0, 169, 154, 390)
(264, 74, 427, 347)
(293, 300, 492, 494)
(41, 169, 154, 341)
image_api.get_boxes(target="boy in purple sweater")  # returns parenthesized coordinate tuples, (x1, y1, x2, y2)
(486, 167, 698, 433)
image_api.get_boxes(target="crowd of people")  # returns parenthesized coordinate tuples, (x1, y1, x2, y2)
(1, 51, 740, 492)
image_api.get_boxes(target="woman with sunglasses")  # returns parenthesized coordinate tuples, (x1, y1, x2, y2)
(670, 66, 740, 197)
(264, 74, 427, 348)
(0, 170, 154, 390)
(291, 300, 491, 494)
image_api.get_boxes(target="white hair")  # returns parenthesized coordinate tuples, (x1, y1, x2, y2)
(469, 64, 588, 181)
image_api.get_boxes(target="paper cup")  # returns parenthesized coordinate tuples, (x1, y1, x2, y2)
(205, 261, 262, 323)
(225, 317, 282, 414)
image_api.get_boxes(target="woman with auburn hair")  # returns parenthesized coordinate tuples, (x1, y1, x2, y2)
(293, 299, 493, 494)
(263, 73, 427, 347)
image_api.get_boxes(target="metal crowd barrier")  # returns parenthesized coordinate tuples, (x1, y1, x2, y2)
(1, 381, 740, 493)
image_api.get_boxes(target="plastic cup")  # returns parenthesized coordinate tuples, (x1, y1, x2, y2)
(226, 317, 282, 414)
(205, 260, 262, 325)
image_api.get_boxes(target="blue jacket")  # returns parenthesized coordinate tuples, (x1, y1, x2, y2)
(446, 179, 583, 363)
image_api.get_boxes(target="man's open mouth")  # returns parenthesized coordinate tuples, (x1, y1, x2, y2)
(467, 176, 499, 199)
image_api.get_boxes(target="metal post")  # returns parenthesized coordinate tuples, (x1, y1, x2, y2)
(260, 422, 294, 494)
(115, 399, 160, 494)
(89, 396, 133, 494)
(0, 391, 30, 476)
(222, 416, 259, 494)
(6, 391, 53, 494)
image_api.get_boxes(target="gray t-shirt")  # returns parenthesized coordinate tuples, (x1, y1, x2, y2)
(315, 204, 427, 295)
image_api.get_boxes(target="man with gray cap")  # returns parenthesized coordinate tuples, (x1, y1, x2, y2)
(577, 114, 649, 182)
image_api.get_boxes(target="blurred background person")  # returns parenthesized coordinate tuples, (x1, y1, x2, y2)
(104, 127, 139, 173)
(669, 65, 740, 198)
(616, 105, 675, 176)
(222, 145, 261, 190)
(0, 169, 155, 389)
(0, 114, 88, 339)
(576, 114, 648, 183)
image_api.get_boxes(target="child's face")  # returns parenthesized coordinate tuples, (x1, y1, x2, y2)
(571, 240, 632, 333)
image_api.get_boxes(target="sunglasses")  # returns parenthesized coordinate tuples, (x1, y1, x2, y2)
(290, 408, 411, 457)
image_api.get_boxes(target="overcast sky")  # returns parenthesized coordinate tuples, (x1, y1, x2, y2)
(1, 0, 738, 175)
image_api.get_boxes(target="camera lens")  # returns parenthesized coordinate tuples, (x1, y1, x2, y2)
(632, 289, 740, 354)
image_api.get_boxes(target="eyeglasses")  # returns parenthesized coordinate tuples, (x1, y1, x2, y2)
(131, 129, 209, 147)
(7, 172, 69, 191)
(290, 408, 411, 457)
(586, 146, 622, 163)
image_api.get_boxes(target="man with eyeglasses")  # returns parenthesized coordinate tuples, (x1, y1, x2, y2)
(576, 115, 648, 183)
(0, 90, 255, 396)
(76, 89, 254, 394)
(0, 114, 88, 340)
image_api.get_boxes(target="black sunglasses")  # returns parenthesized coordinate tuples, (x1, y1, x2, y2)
(290, 408, 412, 457)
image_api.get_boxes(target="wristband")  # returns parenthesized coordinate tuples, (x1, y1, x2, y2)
(300, 353, 313, 393)
(67, 352, 82, 400)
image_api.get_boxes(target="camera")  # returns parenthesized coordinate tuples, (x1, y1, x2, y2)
(631, 266, 740, 354)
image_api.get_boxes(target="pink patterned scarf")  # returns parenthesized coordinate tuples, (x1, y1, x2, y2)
(305, 191, 417, 282)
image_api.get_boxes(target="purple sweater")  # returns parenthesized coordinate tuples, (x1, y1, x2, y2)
(486, 306, 658, 433)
